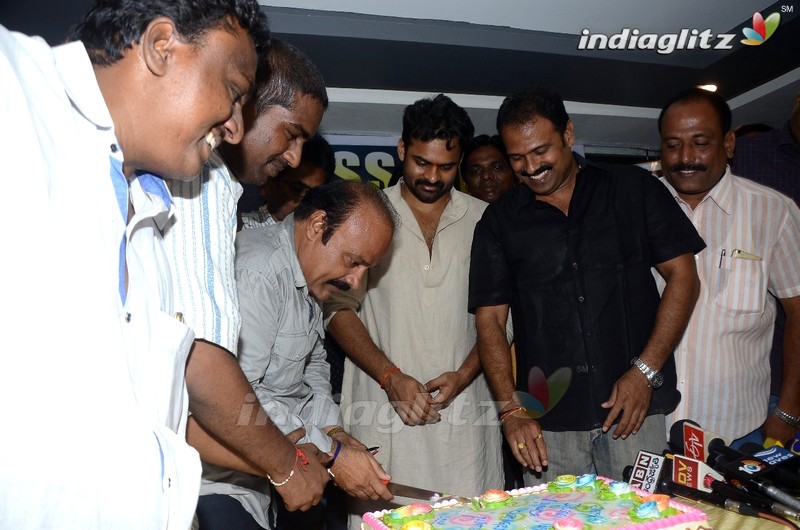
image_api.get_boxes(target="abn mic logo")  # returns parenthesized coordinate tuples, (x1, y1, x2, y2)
(741, 11, 781, 45)
(514, 367, 571, 419)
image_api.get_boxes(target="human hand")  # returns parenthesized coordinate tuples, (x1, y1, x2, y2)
(601, 368, 652, 439)
(425, 370, 469, 411)
(286, 427, 306, 444)
(502, 413, 548, 472)
(330, 445, 392, 501)
(272, 443, 329, 511)
(384, 371, 440, 426)
(762, 413, 798, 446)
(326, 427, 367, 450)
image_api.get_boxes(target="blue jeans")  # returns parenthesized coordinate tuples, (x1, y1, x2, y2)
(522, 414, 668, 485)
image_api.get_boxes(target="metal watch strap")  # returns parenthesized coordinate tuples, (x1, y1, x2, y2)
(774, 407, 800, 429)
(631, 357, 656, 385)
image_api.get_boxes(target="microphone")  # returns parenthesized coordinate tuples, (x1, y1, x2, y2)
(623, 449, 800, 522)
(740, 442, 800, 475)
(625, 450, 668, 494)
(656, 475, 762, 518)
(671, 453, 724, 493)
(703, 473, 800, 522)
(669, 419, 725, 462)
(670, 420, 800, 513)
(708, 448, 800, 512)
(707, 443, 800, 493)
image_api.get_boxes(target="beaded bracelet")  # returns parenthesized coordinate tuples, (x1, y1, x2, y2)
(499, 406, 527, 423)
(267, 447, 309, 487)
(379, 366, 401, 389)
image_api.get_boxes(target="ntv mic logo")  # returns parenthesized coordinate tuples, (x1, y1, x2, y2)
(577, 11, 781, 55)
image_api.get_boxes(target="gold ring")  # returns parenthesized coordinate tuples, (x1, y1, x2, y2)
(517, 441, 525, 450)
(535, 434, 543, 440)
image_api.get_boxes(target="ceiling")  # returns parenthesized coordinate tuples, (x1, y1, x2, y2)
(4, 0, 799, 159)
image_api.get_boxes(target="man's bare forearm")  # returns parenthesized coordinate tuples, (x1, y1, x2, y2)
(327, 310, 394, 382)
(644, 253, 700, 370)
(475, 304, 515, 406)
(184, 340, 295, 478)
(186, 416, 265, 475)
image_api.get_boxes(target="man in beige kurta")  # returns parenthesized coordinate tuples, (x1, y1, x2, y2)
(324, 94, 503, 528)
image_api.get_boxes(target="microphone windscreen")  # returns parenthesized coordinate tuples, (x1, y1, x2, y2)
(622, 465, 633, 482)
(739, 442, 765, 455)
(668, 419, 700, 453)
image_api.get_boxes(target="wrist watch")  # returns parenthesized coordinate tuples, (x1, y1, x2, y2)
(630, 357, 664, 389)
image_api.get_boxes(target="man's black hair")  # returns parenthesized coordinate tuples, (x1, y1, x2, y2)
(294, 180, 397, 245)
(254, 38, 328, 115)
(496, 87, 570, 136)
(459, 134, 509, 187)
(67, 0, 271, 66)
(658, 88, 732, 134)
(401, 94, 474, 153)
(300, 135, 336, 182)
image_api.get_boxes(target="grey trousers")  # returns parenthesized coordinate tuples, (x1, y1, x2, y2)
(522, 413, 667, 485)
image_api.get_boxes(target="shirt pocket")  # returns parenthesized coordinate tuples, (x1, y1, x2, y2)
(713, 255, 766, 315)
(587, 220, 644, 270)
(266, 331, 315, 392)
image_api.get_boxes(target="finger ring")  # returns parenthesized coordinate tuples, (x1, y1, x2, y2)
(517, 441, 525, 450)
(535, 434, 543, 440)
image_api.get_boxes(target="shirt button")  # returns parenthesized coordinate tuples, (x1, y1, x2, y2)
(694, 255, 699, 261)
(125, 312, 132, 323)
(572, 262, 579, 269)
(585, 331, 592, 337)
(424, 265, 430, 270)
(110, 143, 118, 153)
(578, 296, 585, 302)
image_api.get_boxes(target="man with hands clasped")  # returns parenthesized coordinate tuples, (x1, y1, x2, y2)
(325, 94, 505, 527)
(469, 87, 705, 484)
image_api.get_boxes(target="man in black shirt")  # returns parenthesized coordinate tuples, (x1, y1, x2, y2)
(469, 87, 705, 483)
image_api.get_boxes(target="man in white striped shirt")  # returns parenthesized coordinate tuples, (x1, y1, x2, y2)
(163, 39, 330, 517)
(657, 88, 800, 446)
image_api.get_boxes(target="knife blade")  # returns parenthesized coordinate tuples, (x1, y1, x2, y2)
(385, 481, 444, 501)
(385, 482, 470, 504)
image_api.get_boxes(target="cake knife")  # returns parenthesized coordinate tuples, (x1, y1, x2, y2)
(384, 481, 470, 504)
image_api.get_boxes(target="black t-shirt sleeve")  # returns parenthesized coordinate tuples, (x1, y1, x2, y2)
(469, 205, 513, 313)
(641, 173, 707, 264)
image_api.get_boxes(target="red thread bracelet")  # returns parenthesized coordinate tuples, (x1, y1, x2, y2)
(268, 447, 308, 487)
(499, 406, 527, 423)
(379, 366, 401, 388)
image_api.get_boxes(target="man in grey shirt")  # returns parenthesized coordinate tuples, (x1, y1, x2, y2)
(205, 180, 396, 529)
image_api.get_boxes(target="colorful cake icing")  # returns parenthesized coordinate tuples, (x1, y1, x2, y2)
(362, 475, 711, 530)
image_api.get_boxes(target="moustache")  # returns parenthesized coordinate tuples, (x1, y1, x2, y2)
(266, 157, 289, 177)
(521, 165, 554, 178)
(668, 163, 708, 173)
(414, 179, 444, 190)
(327, 279, 350, 291)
